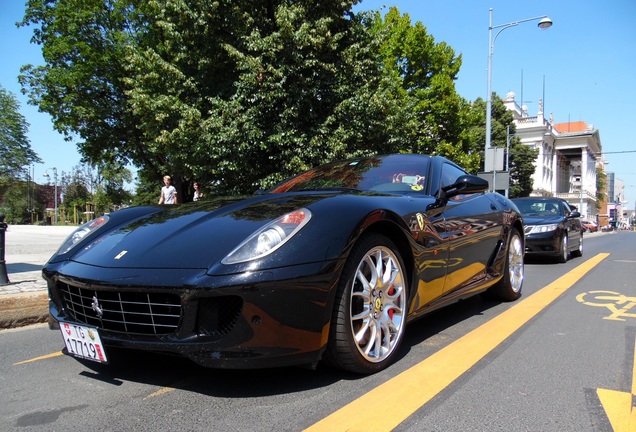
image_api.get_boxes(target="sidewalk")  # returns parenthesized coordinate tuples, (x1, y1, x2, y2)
(1, 225, 76, 329)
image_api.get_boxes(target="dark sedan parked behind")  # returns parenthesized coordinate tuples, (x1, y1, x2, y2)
(45, 154, 525, 375)
(512, 197, 582, 263)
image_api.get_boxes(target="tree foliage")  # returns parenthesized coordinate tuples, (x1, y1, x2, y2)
(19, 0, 142, 167)
(127, 0, 408, 194)
(58, 162, 132, 214)
(372, 8, 480, 171)
(20, 1, 481, 199)
(0, 84, 41, 182)
(596, 166, 607, 211)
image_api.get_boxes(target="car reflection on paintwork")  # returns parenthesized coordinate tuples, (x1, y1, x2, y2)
(511, 196, 583, 263)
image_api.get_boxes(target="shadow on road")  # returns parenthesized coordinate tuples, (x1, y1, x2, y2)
(66, 293, 505, 397)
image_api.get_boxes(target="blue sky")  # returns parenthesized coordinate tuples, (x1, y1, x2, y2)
(2, 0, 635, 205)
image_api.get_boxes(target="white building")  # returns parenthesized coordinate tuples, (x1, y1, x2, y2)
(605, 173, 630, 228)
(503, 92, 602, 220)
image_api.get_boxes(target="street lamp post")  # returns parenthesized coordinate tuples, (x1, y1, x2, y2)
(485, 8, 553, 192)
(43, 168, 58, 225)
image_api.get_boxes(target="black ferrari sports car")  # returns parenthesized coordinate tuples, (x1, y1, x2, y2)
(45, 154, 525, 374)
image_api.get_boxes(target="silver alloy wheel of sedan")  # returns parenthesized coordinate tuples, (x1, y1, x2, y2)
(350, 244, 406, 363)
(558, 234, 569, 263)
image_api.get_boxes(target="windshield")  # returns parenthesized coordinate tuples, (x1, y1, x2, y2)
(269, 155, 432, 194)
(514, 200, 562, 216)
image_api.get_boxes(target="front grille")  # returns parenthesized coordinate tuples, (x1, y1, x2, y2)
(59, 283, 182, 335)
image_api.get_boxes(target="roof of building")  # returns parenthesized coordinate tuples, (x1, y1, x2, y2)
(554, 121, 589, 133)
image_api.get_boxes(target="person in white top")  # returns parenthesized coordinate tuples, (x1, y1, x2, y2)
(193, 181, 203, 201)
(158, 175, 178, 204)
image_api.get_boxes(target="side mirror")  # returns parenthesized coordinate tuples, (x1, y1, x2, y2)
(438, 175, 489, 199)
(569, 211, 581, 219)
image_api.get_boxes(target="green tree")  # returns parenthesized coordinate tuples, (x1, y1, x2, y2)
(63, 174, 90, 212)
(60, 162, 133, 215)
(20, 0, 399, 196)
(507, 139, 537, 198)
(369, 8, 482, 172)
(1, 182, 29, 224)
(97, 161, 133, 210)
(19, 0, 142, 169)
(127, 1, 403, 193)
(19, 0, 530, 198)
(0, 85, 41, 183)
(596, 166, 607, 211)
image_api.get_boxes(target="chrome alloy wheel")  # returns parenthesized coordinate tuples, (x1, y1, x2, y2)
(508, 233, 524, 293)
(349, 245, 406, 363)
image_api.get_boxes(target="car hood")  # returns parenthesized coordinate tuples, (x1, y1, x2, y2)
(521, 214, 564, 225)
(69, 193, 332, 270)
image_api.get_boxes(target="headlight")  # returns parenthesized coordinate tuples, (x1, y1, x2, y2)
(528, 223, 558, 234)
(56, 215, 110, 255)
(222, 209, 312, 264)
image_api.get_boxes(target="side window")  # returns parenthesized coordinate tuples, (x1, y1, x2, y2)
(562, 201, 572, 216)
(440, 163, 466, 188)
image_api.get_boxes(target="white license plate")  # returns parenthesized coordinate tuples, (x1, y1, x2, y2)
(59, 322, 108, 363)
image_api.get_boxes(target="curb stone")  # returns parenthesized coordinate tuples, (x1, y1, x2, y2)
(0, 291, 49, 329)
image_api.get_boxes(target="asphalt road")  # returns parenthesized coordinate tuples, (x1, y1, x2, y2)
(1, 230, 633, 431)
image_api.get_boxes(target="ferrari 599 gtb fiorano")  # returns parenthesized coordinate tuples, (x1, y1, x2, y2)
(45, 154, 524, 374)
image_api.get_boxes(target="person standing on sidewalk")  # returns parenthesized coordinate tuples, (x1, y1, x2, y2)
(192, 181, 204, 201)
(158, 175, 178, 204)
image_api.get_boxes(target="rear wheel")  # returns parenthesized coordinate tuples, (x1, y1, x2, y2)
(487, 228, 524, 301)
(324, 233, 408, 374)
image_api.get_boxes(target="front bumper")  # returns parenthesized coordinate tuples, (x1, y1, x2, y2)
(523, 231, 560, 256)
(45, 259, 343, 369)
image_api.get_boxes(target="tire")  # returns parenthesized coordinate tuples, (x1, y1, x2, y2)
(556, 234, 568, 263)
(487, 229, 524, 301)
(324, 233, 408, 374)
(571, 234, 583, 258)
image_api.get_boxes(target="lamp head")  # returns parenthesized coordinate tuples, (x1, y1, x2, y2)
(538, 17, 553, 29)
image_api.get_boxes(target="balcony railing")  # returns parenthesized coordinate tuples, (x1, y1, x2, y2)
(554, 191, 596, 201)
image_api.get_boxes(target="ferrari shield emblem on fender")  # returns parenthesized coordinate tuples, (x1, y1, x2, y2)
(416, 213, 425, 231)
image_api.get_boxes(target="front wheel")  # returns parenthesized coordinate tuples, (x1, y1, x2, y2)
(487, 228, 524, 301)
(557, 234, 569, 263)
(324, 233, 408, 374)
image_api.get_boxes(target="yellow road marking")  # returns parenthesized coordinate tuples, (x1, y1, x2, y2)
(144, 387, 176, 400)
(305, 253, 610, 432)
(13, 351, 64, 365)
(632, 336, 636, 396)
(596, 333, 636, 432)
